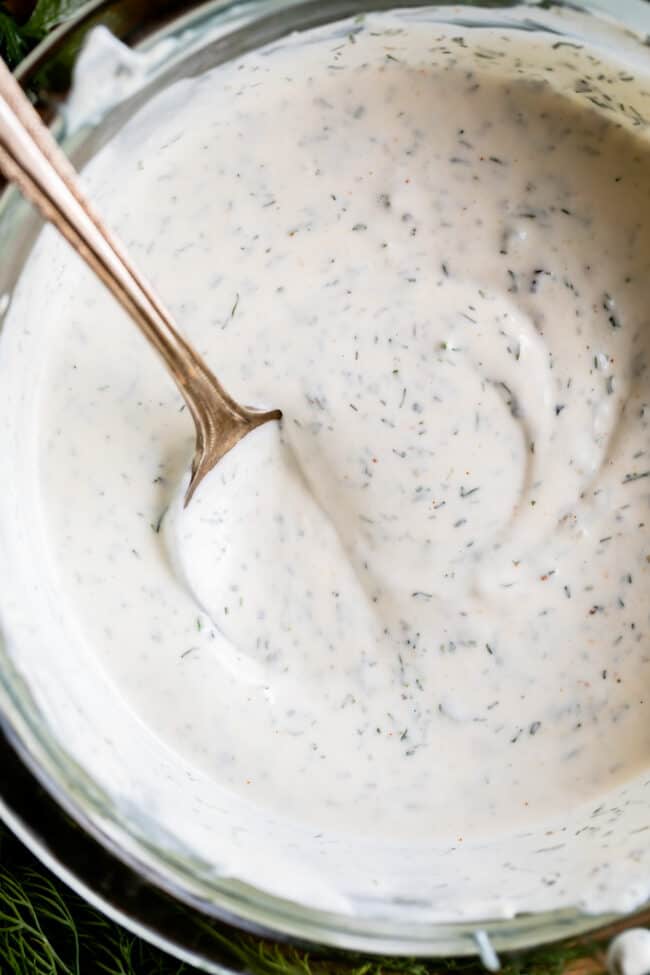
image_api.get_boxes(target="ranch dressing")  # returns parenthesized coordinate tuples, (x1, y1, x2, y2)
(2, 5, 650, 925)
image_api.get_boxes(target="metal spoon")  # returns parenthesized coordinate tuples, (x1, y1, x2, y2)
(0, 60, 281, 505)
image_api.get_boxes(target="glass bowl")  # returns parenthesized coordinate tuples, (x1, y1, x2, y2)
(2, 0, 650, 962)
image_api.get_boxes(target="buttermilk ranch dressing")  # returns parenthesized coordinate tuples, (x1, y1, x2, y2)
(2, 5, 650, 924)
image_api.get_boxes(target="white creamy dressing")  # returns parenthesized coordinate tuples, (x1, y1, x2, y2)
(3, 6, 650, 925)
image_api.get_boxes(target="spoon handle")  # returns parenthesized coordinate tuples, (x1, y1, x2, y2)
(0, 58, 223, 398)
(0, 60, 280, 502)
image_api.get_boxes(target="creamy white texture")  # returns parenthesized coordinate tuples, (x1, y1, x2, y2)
(2, 7, 650, 927)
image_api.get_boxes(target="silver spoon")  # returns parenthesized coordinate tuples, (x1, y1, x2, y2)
(0, 60, 281, 505)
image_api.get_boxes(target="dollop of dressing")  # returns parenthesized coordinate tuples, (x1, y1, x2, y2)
(3, 6, 650, 921)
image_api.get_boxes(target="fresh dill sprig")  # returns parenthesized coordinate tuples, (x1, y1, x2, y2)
(0, 9, 27, 65)
(0, 818, 605, 975)
(0, 0, 88, 68)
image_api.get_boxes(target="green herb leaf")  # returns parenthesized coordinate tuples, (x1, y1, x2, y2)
(21, 0, 86, 40)
(0, 9, 28, 66)
(0, 0, 88, 69)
